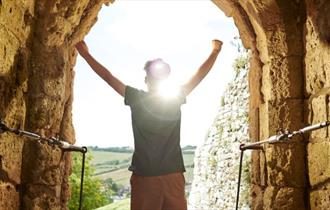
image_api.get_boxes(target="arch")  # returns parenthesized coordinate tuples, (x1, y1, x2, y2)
(1, 0, 330, 209)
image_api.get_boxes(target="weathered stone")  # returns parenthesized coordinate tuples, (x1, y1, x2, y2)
(310, 181, 330, 210)
(308, 141, 330, 187)
(249, 108, 259, 141)
(310, 94, 328, 139)
(0, 182, 20, 210)
(328, 97, 330, 137)
(263, 186, 306, 210)
(269, 99, 304, 135)
(251, 150, 260, 185)
(304, 1, 330, 96)
(189, 64, 250, 209)
(249, 52, 263, 110)
(0, 0, 109, 209)
(265, 142, 306, 187)
(0, 0, 329, 209)
(213, 0, 255, 48)
(0, 0, 32, 44)
(251, 184, 264, 210)
(262, 55, 304, 101)
(0, 133, 23, 185)
(259, 151, 267, 187)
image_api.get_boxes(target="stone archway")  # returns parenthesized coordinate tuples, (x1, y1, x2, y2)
(0, 0, 329, 209)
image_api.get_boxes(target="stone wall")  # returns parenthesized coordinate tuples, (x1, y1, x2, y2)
(305, 1, 330, 209)
(189, 55, 250, 209)
(212, 0, 330, 209)
(0, 0, 112, 209)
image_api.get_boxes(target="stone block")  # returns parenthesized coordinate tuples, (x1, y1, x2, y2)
(251, 184, 264, 210)
(259, 151, 267, 186)
(310, 181, 330, 210)
(304, 16, 330, 95)
(328, 96, 330, 137)
(22, 185, 61, 210)
(308, 141, 330, 187)
(259, 99, 304, 139)
(0, 0, 32, 43)
(259, 102, 269, 140)
(0, 133, 23, 184)
(0, 26, 21, 76)
(263, 186, 306, 210)
(251, 151, 260, 185)
(262, 55, 304, 101)
(32, 0, 91, 47)
(249, 107, 259, 141)
(0, 182, 20, 210)
(310, 94, 328, 139)
(266, 24, 303, 58)
(269, 99, 304, 134)
(21, 141, 63, 186)
(265, 142, 306, 187)
(249, 53, 263, 110)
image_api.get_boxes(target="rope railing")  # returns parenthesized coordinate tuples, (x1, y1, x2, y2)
(235, 121, 330, 210)
(0, 119, 87, 210)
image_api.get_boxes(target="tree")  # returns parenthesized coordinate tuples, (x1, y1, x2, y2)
(68, 152, 112, 210)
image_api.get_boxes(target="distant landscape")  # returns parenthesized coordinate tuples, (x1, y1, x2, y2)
(90, 145, 196, 210)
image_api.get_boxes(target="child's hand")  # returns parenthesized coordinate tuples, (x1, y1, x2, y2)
(212, 39, 223, 52)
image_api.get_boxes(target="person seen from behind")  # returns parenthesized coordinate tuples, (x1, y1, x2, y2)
(76, 39, 223, 210)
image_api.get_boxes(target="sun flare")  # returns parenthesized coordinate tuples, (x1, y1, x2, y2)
(157, 80, 181, 98)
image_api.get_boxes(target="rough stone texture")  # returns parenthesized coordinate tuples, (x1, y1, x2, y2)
(0, 183, 20, 210)
(213, 0, 328, 209)
(189, 64, 250, 209)
(308, 141, 330, 187)
(0, 0, 112, 209)
(251, 184, 264, 210)
(305, 1, 330, 209)
(310, 181, 330, 210)
(263, 186, 305, 210)
(0, 0, 329, 209)
(305, 1, 330, 96)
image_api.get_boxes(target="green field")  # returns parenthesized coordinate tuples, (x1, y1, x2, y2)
(89, 147, 195, 210)
(91, 151, 132, 177)
(91, 149, 195, 185)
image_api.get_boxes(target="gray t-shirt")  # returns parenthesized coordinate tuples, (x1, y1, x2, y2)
(124, 86, 186, 176)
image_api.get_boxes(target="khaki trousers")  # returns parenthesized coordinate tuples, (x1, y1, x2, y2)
(130, 172, 187, 210)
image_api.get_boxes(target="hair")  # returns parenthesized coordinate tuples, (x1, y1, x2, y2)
(143, 58, 170, 80)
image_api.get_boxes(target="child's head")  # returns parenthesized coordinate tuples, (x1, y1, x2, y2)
(144, 58, 170, 90)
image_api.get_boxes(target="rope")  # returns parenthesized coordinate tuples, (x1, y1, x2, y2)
(235, 121, 330, 209)
(0, 120, 88, 209)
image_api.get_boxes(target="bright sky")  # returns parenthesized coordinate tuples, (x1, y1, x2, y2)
(73, 0, 240, 148)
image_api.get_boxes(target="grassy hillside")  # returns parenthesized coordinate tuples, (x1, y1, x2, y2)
(90, 148, 195, 185)
(89, 146, 196, 210)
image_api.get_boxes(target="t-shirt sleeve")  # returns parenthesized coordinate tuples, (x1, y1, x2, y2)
(124, 86, 139, 106)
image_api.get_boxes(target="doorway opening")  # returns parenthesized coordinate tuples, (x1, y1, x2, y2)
(72, 1, 249, 209)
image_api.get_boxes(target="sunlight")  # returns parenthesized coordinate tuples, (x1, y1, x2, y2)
(157, 80, 181, 99)
(74, 0, 239, 148)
